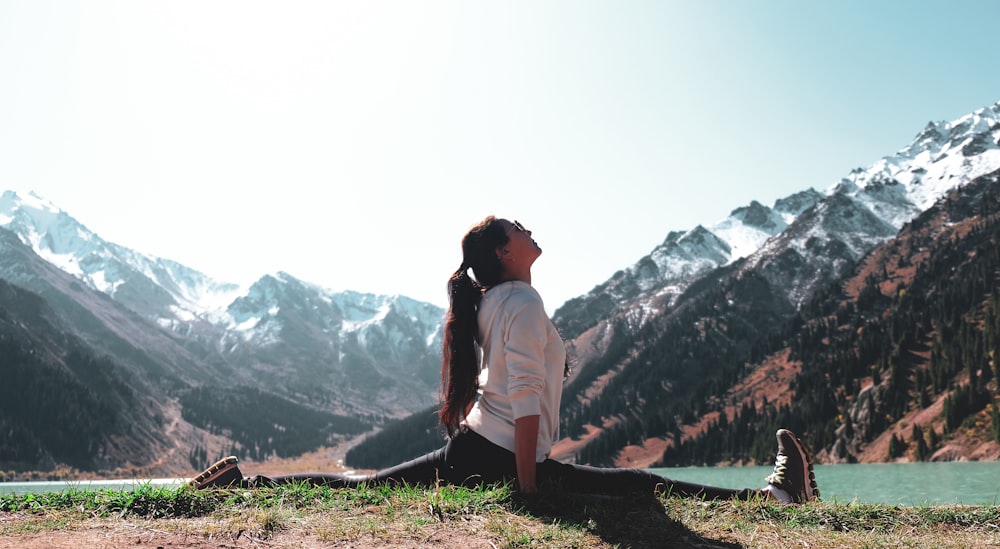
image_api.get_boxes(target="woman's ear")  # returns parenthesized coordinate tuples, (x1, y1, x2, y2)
(496, 246, 511, 262)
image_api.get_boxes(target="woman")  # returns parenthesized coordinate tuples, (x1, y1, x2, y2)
(191, 216, 819, 504)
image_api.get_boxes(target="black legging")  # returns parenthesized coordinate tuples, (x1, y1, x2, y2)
(257, 430, 760, 500)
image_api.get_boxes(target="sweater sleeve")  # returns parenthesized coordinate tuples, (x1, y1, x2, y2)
(503, 296, 549, 420)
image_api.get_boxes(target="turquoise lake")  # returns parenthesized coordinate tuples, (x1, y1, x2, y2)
(651, 461, 1000, 506)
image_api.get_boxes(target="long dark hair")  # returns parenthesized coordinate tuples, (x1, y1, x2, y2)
(439, 216, 509, 437)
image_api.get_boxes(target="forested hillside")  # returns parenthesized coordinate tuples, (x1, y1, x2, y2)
(659, 170, 1000, 465)
(179, 386, 374, 463)
(343, 405, 444, 469)
(0, 279, 165, 472)
(561, 258, 796, 466)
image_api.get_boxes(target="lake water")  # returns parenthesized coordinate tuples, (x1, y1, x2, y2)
(651, 461, 1000, 506)
(0, 478, 187, 497)
(2, 462, 999, 505)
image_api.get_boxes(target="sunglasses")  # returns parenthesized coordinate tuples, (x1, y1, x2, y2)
(507, 220, 527, 234)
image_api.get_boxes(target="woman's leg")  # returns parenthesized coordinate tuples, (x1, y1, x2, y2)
(536, 460, 760, 500)
(244, 440, 756, 499)
(255, 429, 517, 488)
(259, 444, 450, 488)
(657, 476, 761, 500)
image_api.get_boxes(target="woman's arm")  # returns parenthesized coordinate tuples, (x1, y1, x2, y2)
(503, 291, 549, 494)
(514, 414, 540, 493)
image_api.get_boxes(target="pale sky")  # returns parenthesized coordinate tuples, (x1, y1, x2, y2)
(2, 1, 999, 312)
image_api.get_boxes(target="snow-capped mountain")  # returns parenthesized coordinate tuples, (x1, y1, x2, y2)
(0, 189, 445, 417)
(1, 190, 448, 474)
(216, 271, 444, 412)
(553, 100, 1000, 336)
(743, 101, 1000, 307)
(540, 100, 1000, 469)
(0, 191, 241, 322)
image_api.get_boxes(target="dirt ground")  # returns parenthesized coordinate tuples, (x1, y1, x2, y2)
(0, 516, 501, 549)
(0, 530, 489, 549)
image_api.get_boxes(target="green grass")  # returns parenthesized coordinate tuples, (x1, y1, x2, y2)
(3, 483, 1000, 548)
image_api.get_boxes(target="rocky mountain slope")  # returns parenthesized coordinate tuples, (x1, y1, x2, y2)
(554, 101, 1000, 467)
(649, 168, 1000, 468)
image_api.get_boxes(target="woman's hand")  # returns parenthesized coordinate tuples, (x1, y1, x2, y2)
(514, 415, 540, 494)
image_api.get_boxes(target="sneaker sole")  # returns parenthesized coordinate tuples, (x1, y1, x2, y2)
(777, 429, 820, 501)
(188, 456, 239, 488)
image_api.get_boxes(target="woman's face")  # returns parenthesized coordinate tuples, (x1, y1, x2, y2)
(498, 219, 542, 265)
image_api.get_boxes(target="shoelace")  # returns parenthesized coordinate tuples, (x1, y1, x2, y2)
(766, 453, 788, 486)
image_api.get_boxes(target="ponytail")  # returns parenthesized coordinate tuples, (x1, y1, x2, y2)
(439, 216, 509, 437)
(439, 265, 483, 437)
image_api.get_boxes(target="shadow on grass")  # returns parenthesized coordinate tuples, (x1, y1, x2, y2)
(510, 492, 740, 549)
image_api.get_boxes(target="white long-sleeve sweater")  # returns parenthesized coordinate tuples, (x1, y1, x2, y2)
(462, 280, 567, 462)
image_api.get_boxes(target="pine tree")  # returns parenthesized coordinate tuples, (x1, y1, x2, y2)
(912, 424, 929, 461)
(888, 433, 905, 459)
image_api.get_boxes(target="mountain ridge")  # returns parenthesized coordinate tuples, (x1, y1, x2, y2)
(553, 101, 1000, 335)
(2, 99, 1000, 476)
(551, 98, 1000, 468)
